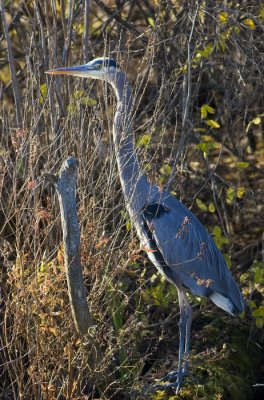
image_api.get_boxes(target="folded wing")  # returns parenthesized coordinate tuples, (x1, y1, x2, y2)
(141, 193, 244, 315)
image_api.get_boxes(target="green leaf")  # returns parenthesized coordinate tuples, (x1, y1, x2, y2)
(67, 102, 77, 114)
(136, 134, 151, 148)
(205, 104, 215, 114)
(234, 25, 241, 35)
(196, 198, 207, 211)
(144, 163, 152, 171)
(197, 143, 207, 152)
(197, 43, 214, 58)
(237, 187, 246, 199)
(243, 18, 256, 30)
(200, 135, 214, 142)
(197, 142, 215, 153)
(126, 220, 132, 231)
(80, 97, 97, 106)
(201, 105, 208, 119)
(249, 300, 257, 309)
(219, 11, 229, 23)
(252, 261, 264, 284)
(195, 128, 207, 133)
(206, 119, 221, 128)
(256, 318, 264, 329)
(252, 306, 264, 317)
(246, 115, 263, 132)
(159, 163, 172, 175)
(217, 38, 226, 52)
(208, 202, 215, 213)
(235, 161, 249, 169)
(213, 225, 222, 237)
(226, 187, 235, 205)
(213, 226, 229, 249)
(201, 104, 215, 120)
(73, 90, 85, 99)
(147, 17, 155, 27)
(40, 83, 47, 105)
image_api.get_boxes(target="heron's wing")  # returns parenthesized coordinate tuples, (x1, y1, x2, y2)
(141, 193, 243, 313)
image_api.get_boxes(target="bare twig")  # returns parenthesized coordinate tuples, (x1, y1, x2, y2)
(0, 1, 22, 127)
(83, 0, 90, 63)
(94, 0, 148, 43)
(62, 0, 74, 65)
(166, 2, 199, 190)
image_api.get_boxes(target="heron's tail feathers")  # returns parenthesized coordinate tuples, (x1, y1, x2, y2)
(210, 291, 244, 315)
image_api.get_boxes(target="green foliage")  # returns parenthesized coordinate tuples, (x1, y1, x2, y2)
(136, 134, 151, 148)
(226, 186, 246, 205)
(142, 275, 177, 308)
(196, 43, 214, 59)
(196, 198, 207, 211)
(212, 226, 229, 249)
(206, 119, 221, 129)
(250, 301, 264, 329)
(121, 210, 132, 231)
(200, 104, 215, 119)
(226, 187, 235, 205)
(241, 261, 264, 329)
(148, 17, 155, 27)
(0, 1, 263, 398)
(67, 92, 97, 114)
(208, 202, 215, 213)
(246, 113, 264, 132)
(235, 161, 249, 169)
(219, 11, 229, 24)
(159, 163, 172, 176)
(242, 18, 256, 30)
(252, 261, 264, 285)
(196, 141, 216, 158)
(39, 83, 47, 105)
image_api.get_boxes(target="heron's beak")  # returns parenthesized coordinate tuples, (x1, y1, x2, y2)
(46, 64, 103, 79)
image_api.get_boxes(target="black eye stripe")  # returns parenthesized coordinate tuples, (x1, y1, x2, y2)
(108, 59, 117, 68)
(92, 59, 117, 68)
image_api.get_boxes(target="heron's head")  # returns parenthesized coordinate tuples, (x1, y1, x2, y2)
(46, 57, 120, 82)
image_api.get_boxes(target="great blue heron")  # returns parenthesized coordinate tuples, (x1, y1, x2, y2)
(47, 57, 244, 392)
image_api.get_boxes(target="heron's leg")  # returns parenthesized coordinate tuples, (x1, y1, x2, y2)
(159, 288, 192, 391)
(182, 291, 192, 375)
(159, 299, 186, 383)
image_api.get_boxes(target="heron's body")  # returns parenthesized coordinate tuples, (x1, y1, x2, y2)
(47, 57, 244, 392)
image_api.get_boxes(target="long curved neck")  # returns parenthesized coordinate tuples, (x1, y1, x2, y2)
(110, 72, 151, 215)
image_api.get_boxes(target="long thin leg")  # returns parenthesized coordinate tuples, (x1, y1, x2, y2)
(175, 288, 188, 389)
(157, 288, 192, 393)
(183, 293, 192, 375)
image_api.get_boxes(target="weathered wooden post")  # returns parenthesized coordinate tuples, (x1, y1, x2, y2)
(44, 157, 114, 393)
(44, 157, 94, 336)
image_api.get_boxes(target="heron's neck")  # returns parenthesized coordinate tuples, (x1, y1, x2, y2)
(110, 73, 151, 214)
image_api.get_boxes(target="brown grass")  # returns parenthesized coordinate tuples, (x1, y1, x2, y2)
(0, 1, 263, 399)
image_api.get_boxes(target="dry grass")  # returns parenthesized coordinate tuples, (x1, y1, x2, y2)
(0, 1, 263, 399)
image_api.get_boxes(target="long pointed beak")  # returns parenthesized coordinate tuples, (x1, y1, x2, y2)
(45, 64, 100, 78)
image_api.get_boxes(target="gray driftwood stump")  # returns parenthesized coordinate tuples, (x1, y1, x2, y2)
(44, 157, 112, 389)
(44, 157, 94, 336)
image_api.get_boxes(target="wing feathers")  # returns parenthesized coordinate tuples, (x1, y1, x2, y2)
(141, 195, 244, 314)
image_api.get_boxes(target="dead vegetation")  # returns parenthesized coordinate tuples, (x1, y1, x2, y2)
(0, 1, 263, 399)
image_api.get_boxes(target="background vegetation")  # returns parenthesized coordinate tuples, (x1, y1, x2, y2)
(0, 1, 263, 399)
